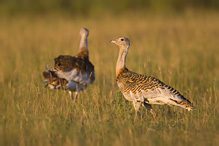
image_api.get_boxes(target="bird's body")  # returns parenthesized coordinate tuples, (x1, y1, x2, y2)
(111, 37, 194, 119)
(42, 28, 95, 100)
(117, 68, 193, 110)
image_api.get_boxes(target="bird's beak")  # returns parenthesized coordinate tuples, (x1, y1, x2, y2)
(110, 39, 116, 44)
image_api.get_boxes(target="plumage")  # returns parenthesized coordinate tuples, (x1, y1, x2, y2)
(42, 28, 95, 100)
(42, 71, 68, 89)
(111, 37, 194, 119)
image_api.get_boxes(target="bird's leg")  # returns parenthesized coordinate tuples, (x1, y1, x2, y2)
(74, 92, 79, 103)
(143, 103, 158, 122)
(69, 91, 74, 100)
(135, 110, 138, 121)
(150, 109, 158, 121)
(133, 101, 141, 121)
(73, 84, 79, 103)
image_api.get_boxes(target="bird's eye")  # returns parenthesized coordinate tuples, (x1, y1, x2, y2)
(121, 38, 124, 41)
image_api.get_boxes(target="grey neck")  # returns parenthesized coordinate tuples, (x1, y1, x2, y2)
(116, 46, 128, 76)
(79, 35, 88, 52)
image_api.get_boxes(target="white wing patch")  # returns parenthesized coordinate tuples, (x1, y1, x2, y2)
(56, 69, 91, 84)
(45, 65, 94, 93)
(55, 69, 94, 92)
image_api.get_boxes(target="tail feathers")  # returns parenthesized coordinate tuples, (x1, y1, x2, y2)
(42, 71, 51, 80)
(42, 71, 68, 90)
(46, 65, 50, 71)
(47, 78, 68, 90)
(170, 98, 195, 111)
(42, 71, 58, 79)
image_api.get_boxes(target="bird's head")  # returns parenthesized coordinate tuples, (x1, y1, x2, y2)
(110, 37, 130, 50)
(80, 28, 89, 37)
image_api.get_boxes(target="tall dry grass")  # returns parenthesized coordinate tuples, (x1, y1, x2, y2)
(0, 12, 218, 145)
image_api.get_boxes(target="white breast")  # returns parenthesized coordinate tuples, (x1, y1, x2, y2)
(140, 87, 182, 105)
(121, 87, 184, 106)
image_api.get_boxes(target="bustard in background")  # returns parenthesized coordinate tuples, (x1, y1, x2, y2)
(42, 28, 95, 101)
(111, 37, 194, 119)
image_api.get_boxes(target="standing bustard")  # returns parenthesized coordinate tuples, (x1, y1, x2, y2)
(111, 37, 195, 119)
(42, 28, 95, 101)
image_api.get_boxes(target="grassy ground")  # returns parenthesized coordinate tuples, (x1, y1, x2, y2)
(0, 11, 218, 145)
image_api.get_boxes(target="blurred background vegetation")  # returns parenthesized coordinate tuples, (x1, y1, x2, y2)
(0, 0, 218, 145)
(0, 0, 219, 16)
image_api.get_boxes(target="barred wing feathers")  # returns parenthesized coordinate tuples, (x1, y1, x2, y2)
(117, 69, 194, 110)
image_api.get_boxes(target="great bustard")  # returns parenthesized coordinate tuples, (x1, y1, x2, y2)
(111, 37, 194, 119)
(42, 28, 95, 101)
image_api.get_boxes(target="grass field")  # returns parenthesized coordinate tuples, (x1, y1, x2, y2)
(0, 11, 218, 145)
